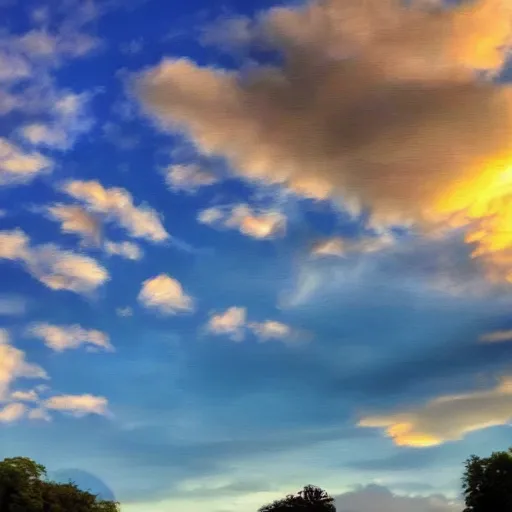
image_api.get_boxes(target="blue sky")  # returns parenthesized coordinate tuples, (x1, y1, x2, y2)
(1, 0, 512, 511)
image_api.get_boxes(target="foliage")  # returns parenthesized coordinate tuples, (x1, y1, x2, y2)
(0, 457, 120, 512)
(259, 485, 336, 512)
(462, 448, 512, 512)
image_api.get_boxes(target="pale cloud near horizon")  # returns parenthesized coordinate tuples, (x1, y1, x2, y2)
(198, 204, 286, 239)
(63, 180, 169, 243)
(0, 329, 48, 402)
(136, 0, 512, 282)
(138, 274, 194, 315)
(28, 323, 113, 353)
(480, 329, 512, 343)
(0, 229, 109, 295)
(359, 376, 512, 447)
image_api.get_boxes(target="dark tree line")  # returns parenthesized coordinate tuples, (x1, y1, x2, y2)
(2, 447, 512, 511)
(0, 457, 119, 512)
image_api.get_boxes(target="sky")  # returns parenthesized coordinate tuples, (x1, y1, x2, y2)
(0, 0, 512, 510)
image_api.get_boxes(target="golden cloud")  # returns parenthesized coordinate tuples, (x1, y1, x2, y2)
(359, 376, 512, 447)
(138, 274, 194, 315)
(136, 0, 512, 281)
(63, 180, 169, 243)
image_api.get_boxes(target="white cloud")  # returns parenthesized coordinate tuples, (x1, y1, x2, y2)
(198, 204, 286, 239)
(48, 204, 101, 244)
(0, 138, 52, 186)
(28, 323, 113, 353)
(0, 229, 109, 295)
(359, 375, 512, 447)
(44, 394, 109, 417)
(334, 485, 459, 512)
(0, 329, 48, 401)
(0, 50, 31, 82)
(105, 240, 143, 261)
(10, 389, 39, 402)
(480, 329, 512, 343)
(116, 306, 133, 317)
(63, 180, 169, 243)
(164, 164, 219, 192)
(248, 320, 292, 341)
(138, 274, 194, 315)
(207, 307, 247, 341)
(27, 408, 51, 421)
(0, 403, 27, 423)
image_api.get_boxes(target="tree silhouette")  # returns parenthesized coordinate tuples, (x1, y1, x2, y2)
(462, 448, 512, 512)
(259, 485, 336, 512)
(0, 457, 119, 512)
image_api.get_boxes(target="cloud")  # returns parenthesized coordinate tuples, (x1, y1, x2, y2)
(480, 329, 512, 343)
(135, 0, 512, 282)
(44, 394, 109, 417)
(164, 163, 219, 192)
(248, 320, 292, 341)
(312, 233, 395, 258)
(48, 204, 101, 244)
(198, 204, 286, 239)
(0, 329, 48, 401)
(334, 484, 459, 512)
(0, 402, 27, 423)
(10, 389, 39, 402)
(207, 307, 247, 341)
(0, 229, 109, 295)
(0, 138, 52, 186)
(63, 180, 169, 243)
(28, 323, 113, 353)
(116, 306, 133, 317)
(0, 295, 27, 316)
(138, 274, 194, 315)
(105, 241, 143, 261)
(359, 375, 512, 447)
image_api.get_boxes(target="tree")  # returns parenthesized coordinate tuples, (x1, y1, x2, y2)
(259, 485, 336, 512)
(0, 457, 120, 512)
(462, 448, 512, 511)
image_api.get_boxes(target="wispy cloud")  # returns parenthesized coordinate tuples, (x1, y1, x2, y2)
(0, 138, 52, 186)
(63, 180, 169, 243)
(198, 204, 286, 239)
(105, 240, 143, 261)
(0, 403, 28, 423)
(164, 163, 219, 193)
(48, 204, 101, 245)
(28, 323, 113, 353)
(480, 329, 512, 343)
(359, 376, 512, 447)
(138, 274, 194, 315)
(0, 229, 109, 295)
(0, 295, 27, 316)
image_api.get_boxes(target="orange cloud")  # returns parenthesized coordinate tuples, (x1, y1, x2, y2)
(359, 376, 512, 447)
(136, 0, 512, 282)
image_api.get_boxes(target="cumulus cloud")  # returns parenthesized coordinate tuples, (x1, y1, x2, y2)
(0, 229, 109, 295)
(0, 403, 28, 423)
(48, 204, 101, 244)
(28, 323, 113, 353)
(63, 180, 169, 243)
(44, 394, 109, 417)
(164, 163, 219, 192)
(0, 329, 48, 401)
(334, 484, 459, 512)
(359, 375, 512, 447)
(198, 204, 286, 239)
(207, 307, 247, 341)
(105, 240, 143, 261)
(0, 138, 52, 186)
(138, 274, 194, 315)
(136, 0, 512, 282)
(480, 329, 512, 343)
